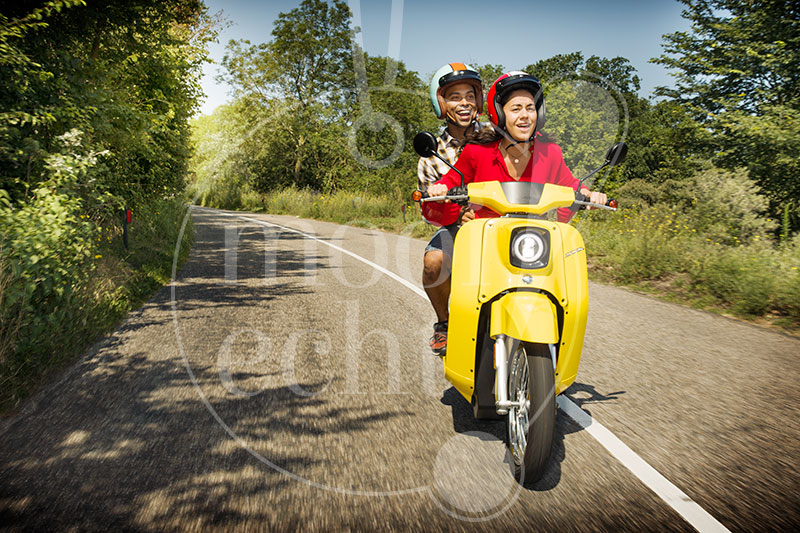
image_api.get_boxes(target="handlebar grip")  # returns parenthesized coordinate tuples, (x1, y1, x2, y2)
(572, 192, 618, 211)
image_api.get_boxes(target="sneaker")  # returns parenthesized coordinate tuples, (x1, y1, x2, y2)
(430, 320, 448, 356)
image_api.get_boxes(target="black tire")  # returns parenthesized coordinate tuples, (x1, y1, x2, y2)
(507, 342, 555, 484)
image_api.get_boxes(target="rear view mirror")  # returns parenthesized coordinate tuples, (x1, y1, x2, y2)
(605, 142, 628, 166)
(413, 132, 438, 158)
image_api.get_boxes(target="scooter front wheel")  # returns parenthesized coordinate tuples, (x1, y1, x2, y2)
(507, 342, 556, 484)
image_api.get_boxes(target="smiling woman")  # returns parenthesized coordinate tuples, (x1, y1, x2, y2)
(499, 90, 538, 173)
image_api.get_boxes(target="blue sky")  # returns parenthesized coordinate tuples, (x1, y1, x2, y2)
(197, 0, 691, 116)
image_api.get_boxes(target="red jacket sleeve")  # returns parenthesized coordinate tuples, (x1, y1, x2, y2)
(551, 144, 579, 223)
(421, 201, 461, 227)
(550, 144, 578, 189)
(422, 146, 474, 226)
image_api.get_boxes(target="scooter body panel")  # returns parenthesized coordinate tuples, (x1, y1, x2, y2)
(444, 218, 487, 400)
(444, 188, 590, 402)
(555, 223, 589, 394)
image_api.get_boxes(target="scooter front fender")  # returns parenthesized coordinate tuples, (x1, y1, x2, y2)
(489, 291, 558, 344)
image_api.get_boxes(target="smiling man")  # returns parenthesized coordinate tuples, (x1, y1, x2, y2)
(417, 62, 483, 356)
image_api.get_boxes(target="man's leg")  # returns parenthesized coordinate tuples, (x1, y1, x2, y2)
(422, 226, 457, 356)
(423, 250, 451, 323)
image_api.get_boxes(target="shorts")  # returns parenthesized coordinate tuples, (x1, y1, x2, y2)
(424, 225, 460, 273)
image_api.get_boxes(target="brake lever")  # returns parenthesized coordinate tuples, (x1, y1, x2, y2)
(572, 200, 617, 211)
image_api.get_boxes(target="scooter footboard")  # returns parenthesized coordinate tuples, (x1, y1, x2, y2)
(489, 291, 558, 343)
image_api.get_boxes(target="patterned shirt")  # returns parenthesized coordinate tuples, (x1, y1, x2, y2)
(416, 128, 463, 191)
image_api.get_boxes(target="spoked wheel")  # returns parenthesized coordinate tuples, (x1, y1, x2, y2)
(507, 342, 556, 484)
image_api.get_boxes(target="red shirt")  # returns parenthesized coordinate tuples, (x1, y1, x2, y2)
(436, 139, 580, 223)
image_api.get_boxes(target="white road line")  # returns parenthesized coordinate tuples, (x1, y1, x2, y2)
(557, 398, 730, 533)
(196, 208, 731, 533)
(201, 208, 427, 298)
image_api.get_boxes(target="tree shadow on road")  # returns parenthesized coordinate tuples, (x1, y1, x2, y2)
(0, 211, 415, 531)
(0, 338, 412, 530)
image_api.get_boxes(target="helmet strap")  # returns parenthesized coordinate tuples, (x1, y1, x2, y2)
(499, 128, 535, 148)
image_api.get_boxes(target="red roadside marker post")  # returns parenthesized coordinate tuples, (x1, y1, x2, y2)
(123, 208, 132, 250)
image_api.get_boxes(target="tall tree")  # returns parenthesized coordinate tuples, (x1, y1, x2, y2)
(220, 0, 354, 183)
(268, 0, 353, 109)
(652, 0, 800, 228)
(653, 0, 799, 115)
(220, 0, 353, 109)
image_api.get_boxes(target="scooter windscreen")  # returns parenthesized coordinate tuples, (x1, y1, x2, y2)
(499, 182, 545, 205)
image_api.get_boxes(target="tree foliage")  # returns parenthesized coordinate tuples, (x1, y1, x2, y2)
(268, 0, 354, 109)
(1, 0, 213, 400)
(220, 0, 353, 109)
(1, 0, 214, 209)
(473, 63, 505, 87)
(219, 0, 356, 184)
(205, 1, 433, 199)
(653, 0, 800, 227)
(653, 0, 799, 114)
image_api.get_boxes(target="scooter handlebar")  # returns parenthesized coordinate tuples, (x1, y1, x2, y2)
(572, 192, 617, 211)
(412, 187, 469, 204)
(412, 189, 617, 209)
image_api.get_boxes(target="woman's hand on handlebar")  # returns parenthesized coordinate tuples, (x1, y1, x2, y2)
(581, 189, 608, 209)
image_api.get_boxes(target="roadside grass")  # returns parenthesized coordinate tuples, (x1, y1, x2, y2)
(578, 206, 800, 330)
(210, 187, 800, 333)
(0, 197, 193, 413)
(203, 185, 438, 240)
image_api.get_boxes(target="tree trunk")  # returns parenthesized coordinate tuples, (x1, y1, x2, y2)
(294, 134, 305, 183)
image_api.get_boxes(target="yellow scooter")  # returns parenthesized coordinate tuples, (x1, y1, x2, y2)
(413, 132, 626, 483)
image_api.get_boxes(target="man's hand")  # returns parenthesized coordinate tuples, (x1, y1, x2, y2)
(427, 183, 448, 197)
(460, 208, 475, 224)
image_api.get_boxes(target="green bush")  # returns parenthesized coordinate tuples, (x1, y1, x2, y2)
(0, 132, 98, 363)
(0, 255, 22, 367)
(580, 203, 694, 282)
(0, 131, 193, 409)
(771, 235, 800, 321)
(615, 166, 777, 246)
(692, 245, 777, 315)
(580, 189, 798, 325)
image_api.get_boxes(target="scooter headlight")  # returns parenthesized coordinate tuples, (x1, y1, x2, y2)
(510, 228, 550, 269)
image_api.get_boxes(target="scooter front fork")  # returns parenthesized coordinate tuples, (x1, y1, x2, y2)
(494, 335, 516, 415)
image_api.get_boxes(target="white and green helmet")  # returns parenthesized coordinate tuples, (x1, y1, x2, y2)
(429, 62, 483, 120)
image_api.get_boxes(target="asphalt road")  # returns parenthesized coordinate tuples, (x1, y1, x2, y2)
(1, 207, 798, 531)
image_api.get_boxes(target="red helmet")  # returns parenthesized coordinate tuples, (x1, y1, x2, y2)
(486, 71, 546, 137)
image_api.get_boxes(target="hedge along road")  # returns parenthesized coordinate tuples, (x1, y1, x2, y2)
(0, 207, 797, 531)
